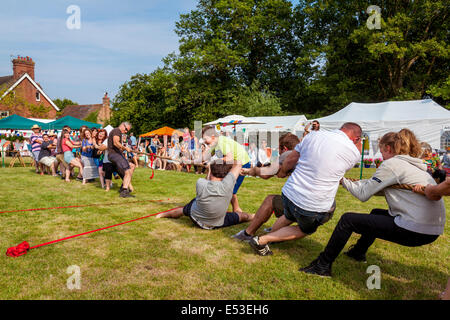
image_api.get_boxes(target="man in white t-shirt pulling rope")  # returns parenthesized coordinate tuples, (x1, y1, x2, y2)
(249, 123, 362, 256)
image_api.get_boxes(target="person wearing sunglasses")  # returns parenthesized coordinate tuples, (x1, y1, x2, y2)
(107, 122, 136, 198)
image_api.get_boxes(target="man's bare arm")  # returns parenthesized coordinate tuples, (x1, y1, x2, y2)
(414, 177, 450, 201)
(229, 161, 243, 180)
(113, 135, 130, 153)
(241, 162, 280, 179)
(277, 150, 300, 178)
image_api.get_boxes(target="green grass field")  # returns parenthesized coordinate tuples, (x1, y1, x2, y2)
(0, 164, 448, 300)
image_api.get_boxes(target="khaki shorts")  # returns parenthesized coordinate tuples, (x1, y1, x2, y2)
(56, 154, 69, 168)
(39, 156, 57, 167)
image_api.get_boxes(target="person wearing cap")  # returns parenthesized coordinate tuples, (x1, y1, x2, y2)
(30, 124, 43, 174)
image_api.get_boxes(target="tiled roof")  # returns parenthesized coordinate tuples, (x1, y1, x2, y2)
(0, 75, 13, 88)
(60, 104, 103, 120)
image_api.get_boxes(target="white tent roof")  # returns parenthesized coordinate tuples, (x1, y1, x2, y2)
(28, 118, 56, 123)
(316, 99, 450, 150)
(205, 115, 266, 125)
(211, 115, 307, 133)
(104, 125, 114, 134)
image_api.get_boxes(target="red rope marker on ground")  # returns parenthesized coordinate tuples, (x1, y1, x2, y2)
(6, 241, 30, 257)
(6, 206, 181, 257)
(149, 153, 155, 179)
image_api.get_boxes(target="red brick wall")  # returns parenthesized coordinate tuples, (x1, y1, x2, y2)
(0, 77, 56, 119)
(13, 59, 35, 81)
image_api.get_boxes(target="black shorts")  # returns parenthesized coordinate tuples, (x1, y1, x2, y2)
(183, 198, 241, 230)
(272, 195, 284, 218)
(281, 193, 336, 235)
(103, 162, 114, 180)
(108, 152, 130, 177)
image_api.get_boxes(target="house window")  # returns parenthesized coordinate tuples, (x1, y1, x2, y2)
(0, 111, 9, 119)
(36, 91, 40, 101)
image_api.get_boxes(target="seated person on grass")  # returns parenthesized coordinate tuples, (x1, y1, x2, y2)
(233, 133, 301, 241)
(156, 160, 254, 229)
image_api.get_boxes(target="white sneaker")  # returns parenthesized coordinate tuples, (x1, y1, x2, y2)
(232, 230, 253, 242)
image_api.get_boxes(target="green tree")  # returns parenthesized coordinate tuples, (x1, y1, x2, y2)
(111, 69, 182, 135)
(53, 98, 78, 112)
(173, 0, 304, 112)
(222, 82, 283, 116)
(295, 0, 450, 116)
(113, 0, 449, 126)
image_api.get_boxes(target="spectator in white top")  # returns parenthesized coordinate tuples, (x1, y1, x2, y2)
(257, 140, 270, 167)
(249, 122, 362, 256)
(303, 120, 320, 137)
(248, 142, 258, 167)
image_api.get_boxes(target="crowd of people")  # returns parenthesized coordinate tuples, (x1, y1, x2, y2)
(155, 122, 448, 298)
(27, 122, 137, 197)
(11, 119, 449, 297)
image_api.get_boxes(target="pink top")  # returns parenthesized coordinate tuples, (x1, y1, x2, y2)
(62, 138, 73, 153)
(183, 132, 190, 142)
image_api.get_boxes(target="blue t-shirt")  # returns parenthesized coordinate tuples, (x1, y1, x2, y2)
(81, 139, 94, 157)
(130, 135, 137, 146)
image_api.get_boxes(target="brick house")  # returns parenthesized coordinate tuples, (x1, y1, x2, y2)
(60, 92, 112, 126)
(0, 56, 59, 119)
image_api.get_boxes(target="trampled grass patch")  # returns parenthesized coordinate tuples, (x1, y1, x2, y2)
(0, 166, 448, 299)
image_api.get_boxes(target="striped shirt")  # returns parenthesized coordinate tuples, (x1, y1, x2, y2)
(30, 133, 43, 153)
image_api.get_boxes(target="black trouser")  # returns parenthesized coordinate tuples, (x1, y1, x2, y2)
(320, 209, 439, 264)
(103, 162, 124, 180)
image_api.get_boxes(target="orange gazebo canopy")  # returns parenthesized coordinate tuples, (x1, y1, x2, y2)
(139, 126, 184, 138)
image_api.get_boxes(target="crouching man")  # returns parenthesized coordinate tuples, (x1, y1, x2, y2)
(156, 160, 254, 229)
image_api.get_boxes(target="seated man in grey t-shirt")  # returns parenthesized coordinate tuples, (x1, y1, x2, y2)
(156, 160, 254, 229)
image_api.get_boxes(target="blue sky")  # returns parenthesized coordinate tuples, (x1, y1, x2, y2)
(0, 0, 198, 104)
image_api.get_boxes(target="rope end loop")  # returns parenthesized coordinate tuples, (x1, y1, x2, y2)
(6, 241, 30, 257)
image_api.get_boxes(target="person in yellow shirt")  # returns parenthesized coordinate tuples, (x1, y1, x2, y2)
(201, 126, 251, 213)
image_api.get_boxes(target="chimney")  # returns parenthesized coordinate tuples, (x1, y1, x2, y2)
(12, 56, 35, 81)
(102, 92, 110, 108)
(98, 92, 111, 124)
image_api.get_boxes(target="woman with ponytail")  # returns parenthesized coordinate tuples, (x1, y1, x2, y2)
(300, 129, 446, 277)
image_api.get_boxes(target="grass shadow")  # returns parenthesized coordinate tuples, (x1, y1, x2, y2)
(282, 240, 449, 300)
(330, 250, 448, 299)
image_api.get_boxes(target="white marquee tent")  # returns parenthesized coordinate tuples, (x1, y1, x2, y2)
(207, 114, 307, 135)
(316, 99, 450, 156)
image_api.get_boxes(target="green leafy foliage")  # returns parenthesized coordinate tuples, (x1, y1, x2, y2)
(112, 0, 449, 132)
(83, 110, 99, 123)
(53, 98, 78, 112)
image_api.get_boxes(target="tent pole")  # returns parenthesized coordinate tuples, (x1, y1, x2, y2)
(1, 144, 4, 168)
(359, 139, 365, 180)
